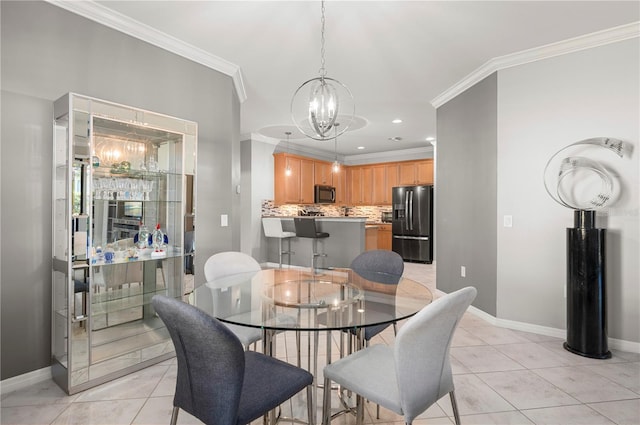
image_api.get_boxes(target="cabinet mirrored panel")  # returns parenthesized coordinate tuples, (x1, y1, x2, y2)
(52, 93, 197, 394)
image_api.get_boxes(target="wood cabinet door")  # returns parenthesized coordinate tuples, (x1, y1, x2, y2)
(361, 166, 373, 205)
(416, 159, 434, 184)
(349, 166, 363, 204)
(398, 162, 417, 185)
(384, 163, 398, 204)
(377, 224, 392, 250)
(300, 158, 315, 203)
(314, 161, 332, 186)
(333, 167, 346, 204)
(283, 156, 302, 203)
(372, 165, 386, 205)
(365, 227, 378, 251)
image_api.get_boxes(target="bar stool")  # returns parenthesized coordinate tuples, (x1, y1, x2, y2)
(262, 217, 296, 268)
(293, 217, 330, 271)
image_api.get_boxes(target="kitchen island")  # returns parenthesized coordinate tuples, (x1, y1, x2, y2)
(263, 216, 366, 268)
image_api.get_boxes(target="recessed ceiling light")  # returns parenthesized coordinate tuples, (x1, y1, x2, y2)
(425, 136, 436, 142)
(357, 146, 365, 150)
(392, 119, 402, 124)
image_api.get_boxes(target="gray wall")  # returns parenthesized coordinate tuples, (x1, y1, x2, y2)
(496, 39, 639, 343)
(1, 1, 240, 380)
(435, 74, 498, 315)
(240, 137, 277, 261)
(436, 39, 639, 346)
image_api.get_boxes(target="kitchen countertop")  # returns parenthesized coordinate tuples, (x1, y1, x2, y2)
(263, 215, 367, 222)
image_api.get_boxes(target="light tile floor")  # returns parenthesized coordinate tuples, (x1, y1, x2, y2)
(2, 263, 639, 425)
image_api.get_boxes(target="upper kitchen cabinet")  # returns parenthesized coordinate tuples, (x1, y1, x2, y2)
(349, 166, 373, 205)
(332, 166, 347, 205)
(372, 163, 399, 205)
(51, 93, 197, 394)
(274, 153, 314, 205)
(314, 160, 333, 186)
(398, 159, 434, 185)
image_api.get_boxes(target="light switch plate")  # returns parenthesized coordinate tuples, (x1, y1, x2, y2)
(221, 214, 228, 227)
(503, 215, 513, 227)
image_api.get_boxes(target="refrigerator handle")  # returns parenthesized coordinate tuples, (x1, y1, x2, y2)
(409, 190, 414, 231)
(404, 191, 409, 231)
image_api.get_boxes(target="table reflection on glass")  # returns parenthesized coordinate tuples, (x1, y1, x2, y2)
(192, 267, 433, 422)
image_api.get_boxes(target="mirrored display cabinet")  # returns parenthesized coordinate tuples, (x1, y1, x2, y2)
(52, 93, 197, 394)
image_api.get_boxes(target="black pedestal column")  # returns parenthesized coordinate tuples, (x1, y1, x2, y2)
(564, 210, 611, 359)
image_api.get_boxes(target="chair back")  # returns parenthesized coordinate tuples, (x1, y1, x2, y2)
(294, 217, 320, 238)
(394, 287, 477, 424)
(262, 217, 286, 238)
(152, 295, 245, 425)
(204, 251, 261, 281)
(350, 249, 404, 284)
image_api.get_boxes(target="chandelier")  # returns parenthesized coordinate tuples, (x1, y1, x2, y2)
(291, 0, 355, 141)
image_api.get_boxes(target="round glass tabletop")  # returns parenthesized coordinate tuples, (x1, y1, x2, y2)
(193, 267, 433, 332)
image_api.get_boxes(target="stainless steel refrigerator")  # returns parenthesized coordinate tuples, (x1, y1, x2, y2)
(392, 185, 433, 263)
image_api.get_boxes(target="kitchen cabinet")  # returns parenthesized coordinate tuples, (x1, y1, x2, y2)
(398, 159, 434, 185)
(365, 226, 379, 251)
(332, 166, 347, 205)
(274, 153, 315, 204)
(349, 166, 373, 205)
(377, 224, 392, 250)
(314, 160, 333, 186)
(372, 163, 398, 205)
(52, 93, 197, 394)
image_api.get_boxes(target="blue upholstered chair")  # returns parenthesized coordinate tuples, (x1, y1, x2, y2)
(152, 295, 314, 425)
(322, 287, 477, 425)
(349, 249, 404, 343)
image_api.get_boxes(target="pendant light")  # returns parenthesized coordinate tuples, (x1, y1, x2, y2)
(284, 131, 292, 176)
(332, 123, 340, 173)
(291, 0, 355, 141)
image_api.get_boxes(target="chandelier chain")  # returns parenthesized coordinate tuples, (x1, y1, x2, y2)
(319, 0, 326, 78)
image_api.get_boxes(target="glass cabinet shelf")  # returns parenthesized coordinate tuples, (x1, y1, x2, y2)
(52, 93, 197, 394)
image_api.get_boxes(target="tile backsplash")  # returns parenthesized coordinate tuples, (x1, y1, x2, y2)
(262, 200, 391, 223)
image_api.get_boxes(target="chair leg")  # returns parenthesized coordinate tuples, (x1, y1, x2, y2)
(286, 237, 292, 267)
(170, 406, 179, 425)
(449, 390, 461, 425)
(322, 376, 332, 425)
(307, 384, 315, 425)
(355, 394, 364, 425)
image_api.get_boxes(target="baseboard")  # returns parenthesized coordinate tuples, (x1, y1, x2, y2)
(467, 305, 640, 354)
(1, 366, 52, 396)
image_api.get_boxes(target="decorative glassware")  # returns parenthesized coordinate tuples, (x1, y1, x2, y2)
(152, 223, 164, 252)
(137, 223, 150, 249)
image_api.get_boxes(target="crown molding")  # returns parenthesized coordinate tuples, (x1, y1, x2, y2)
(344, 146, 434, 166)
(45, 0, 247, 103)
(431, 21, 640, 108)
(241, 132, 280, 145)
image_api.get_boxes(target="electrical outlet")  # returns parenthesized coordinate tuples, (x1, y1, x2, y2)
(461, 266, 466, 278)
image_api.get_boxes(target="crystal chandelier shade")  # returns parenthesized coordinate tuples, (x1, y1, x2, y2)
(291, 0, 354, 141)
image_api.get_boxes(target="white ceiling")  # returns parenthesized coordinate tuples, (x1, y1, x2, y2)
(90, 1, 639, 157)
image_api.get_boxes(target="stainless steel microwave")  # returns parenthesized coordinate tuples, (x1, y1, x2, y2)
(314, 185, 336, 204)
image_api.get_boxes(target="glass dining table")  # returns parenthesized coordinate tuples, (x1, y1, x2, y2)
(191, 266, 433, 423)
